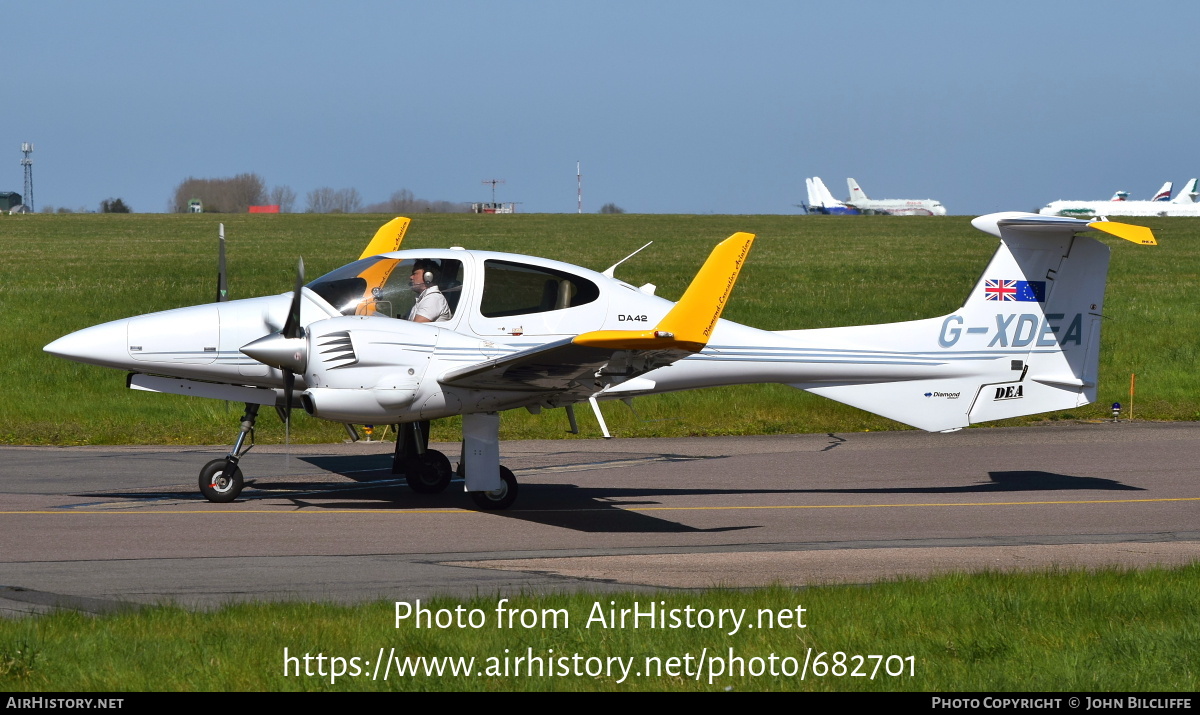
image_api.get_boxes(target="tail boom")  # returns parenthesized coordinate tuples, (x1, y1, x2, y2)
(611, 212, 1151, 432)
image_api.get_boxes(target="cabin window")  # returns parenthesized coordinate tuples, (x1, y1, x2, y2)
(308, 257, 464, 320)
(479, 260, 599, 318)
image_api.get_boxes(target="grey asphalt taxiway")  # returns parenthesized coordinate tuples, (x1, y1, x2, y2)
(2, 422, 1197, 616)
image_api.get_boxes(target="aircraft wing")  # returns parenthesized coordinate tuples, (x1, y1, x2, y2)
(437, 337, 689, 394)
(438, 232, 755, 396)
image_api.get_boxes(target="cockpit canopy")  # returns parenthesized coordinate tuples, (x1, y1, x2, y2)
(307, 254, 602, 326)
(308, 256, 465, 321)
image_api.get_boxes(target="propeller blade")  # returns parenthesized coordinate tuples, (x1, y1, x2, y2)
(283, 370, 295, 419)
(216, 224, 228, 302)
(282, 258, 304, 339)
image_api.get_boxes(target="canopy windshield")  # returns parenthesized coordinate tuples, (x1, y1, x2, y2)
(307, 256, 464, 320)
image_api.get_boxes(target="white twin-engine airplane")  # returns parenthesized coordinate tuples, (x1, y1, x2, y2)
(44, 213, 1155, 509)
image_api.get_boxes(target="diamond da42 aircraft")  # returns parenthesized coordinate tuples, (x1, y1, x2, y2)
(44, 213, 1155, 509)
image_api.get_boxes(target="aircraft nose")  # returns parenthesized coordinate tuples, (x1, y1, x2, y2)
(44, 318, 133, 370)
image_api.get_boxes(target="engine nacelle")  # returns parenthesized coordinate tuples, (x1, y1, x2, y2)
(302, 386, 417, 423)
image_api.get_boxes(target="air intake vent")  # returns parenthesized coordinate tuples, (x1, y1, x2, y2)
(318, 331, 357, 369)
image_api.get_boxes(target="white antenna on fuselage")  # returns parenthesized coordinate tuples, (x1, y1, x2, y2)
(602, 241, 653, 278)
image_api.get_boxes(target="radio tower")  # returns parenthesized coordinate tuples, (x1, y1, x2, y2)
(577, 161, 582, 214)
(20, 143, 33, 212)
(482, 178, 505, 203)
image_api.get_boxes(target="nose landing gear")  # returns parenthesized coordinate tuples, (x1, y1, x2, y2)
(198, 403, 258, 503)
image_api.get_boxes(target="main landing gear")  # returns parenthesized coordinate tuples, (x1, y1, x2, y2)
(392, 420, 453, 494)
(395, 417, 519, 510)
(468, 466, 518, 510)
(198, 403, 257, 503)
(195, 408, 520, 510)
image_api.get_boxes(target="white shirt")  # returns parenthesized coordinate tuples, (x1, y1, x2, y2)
(407, 285, 451, 322)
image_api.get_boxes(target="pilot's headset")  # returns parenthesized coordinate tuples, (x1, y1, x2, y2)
(411, 261, 437, 292)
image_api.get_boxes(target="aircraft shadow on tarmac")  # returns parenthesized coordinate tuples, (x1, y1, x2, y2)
(268, 481, 760, 535)
(72, 451, 1143, 534)
(803, 470, 1145, 495)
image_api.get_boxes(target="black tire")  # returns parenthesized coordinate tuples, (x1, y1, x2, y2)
(199, 458, 243, 503)
(469, 466, 518, 510)
(405, 450, 453, 494)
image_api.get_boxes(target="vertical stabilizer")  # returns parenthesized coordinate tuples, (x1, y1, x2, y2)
(1151, 182, 1173, 202)
(811, 177, 842, 207)
(795, 213, 1152, 431)
(1172, 178, 1198, 204)
(847, 178, 869, 203)
(805, 178, 819, 209)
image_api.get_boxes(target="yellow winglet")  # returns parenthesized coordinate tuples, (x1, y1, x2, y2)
(1088, 220, 1157, 246)
(358, 216, 412, 259)
(574, 231, 755, 353)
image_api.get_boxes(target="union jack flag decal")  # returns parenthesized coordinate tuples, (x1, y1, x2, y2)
(984, 279, 1045, 302)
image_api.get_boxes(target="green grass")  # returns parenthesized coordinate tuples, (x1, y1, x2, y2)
(1, 566, 1196, 691)
(2, 212, 1198, 445)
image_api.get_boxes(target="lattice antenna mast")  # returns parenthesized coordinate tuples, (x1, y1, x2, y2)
(20, 143, 33, 212)
(577, 161, 582, 214)
(481, 178, 505, 203)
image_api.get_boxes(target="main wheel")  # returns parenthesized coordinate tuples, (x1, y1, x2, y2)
(199, 458, 244, 503)
(405, 450, 453, 494)
(469, 466, 518, 510)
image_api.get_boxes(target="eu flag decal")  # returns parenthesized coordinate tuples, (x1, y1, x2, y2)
(984, 279, 1046, 302)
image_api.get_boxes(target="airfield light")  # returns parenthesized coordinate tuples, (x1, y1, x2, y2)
(1111, 402, 1121, 421)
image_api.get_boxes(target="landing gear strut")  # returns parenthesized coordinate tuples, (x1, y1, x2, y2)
(393, 420, 453, 494)
(462, 412, 519, 510)
(199, 403, 258, 503)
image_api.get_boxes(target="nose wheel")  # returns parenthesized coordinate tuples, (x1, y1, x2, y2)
(199, 458, 244, 503)
(198, 402, 258, 503)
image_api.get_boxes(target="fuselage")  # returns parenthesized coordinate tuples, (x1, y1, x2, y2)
(846, 199, 947, 216)
(43, 246, 995, 425)
(1039, 200, 1200, 218)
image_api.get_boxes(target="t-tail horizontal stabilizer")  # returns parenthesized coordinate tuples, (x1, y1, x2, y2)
(796, 212, 1155, 432)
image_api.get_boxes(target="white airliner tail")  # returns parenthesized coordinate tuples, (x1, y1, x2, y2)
(810, 176, 845, 208)
(1172, 178, 1198, 204)
(1151, 182, 1173, 202)
(847, 178, 869, 204)
(793, 213, 1153, 431)
(805, 178, 819, 209)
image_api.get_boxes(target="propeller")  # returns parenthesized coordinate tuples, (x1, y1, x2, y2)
(216, 223, 228, 302)
(240, 258, 308, 423)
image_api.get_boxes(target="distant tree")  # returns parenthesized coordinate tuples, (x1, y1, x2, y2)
(100, 197, 131, 213)
(599, 202, 625, 214)
(305, 187, 335, 213)
(361, 188, 470, 214)
(171, 173, 268, 213)
(269, 185, 297, 213)
(338, 187, 362, 214)
(305, 187, 362, 213)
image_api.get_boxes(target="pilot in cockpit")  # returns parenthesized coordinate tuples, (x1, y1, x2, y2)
(407, 259, 452, 323)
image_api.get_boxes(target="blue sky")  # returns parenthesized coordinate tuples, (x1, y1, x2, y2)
(6, 1, 1199, 215)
